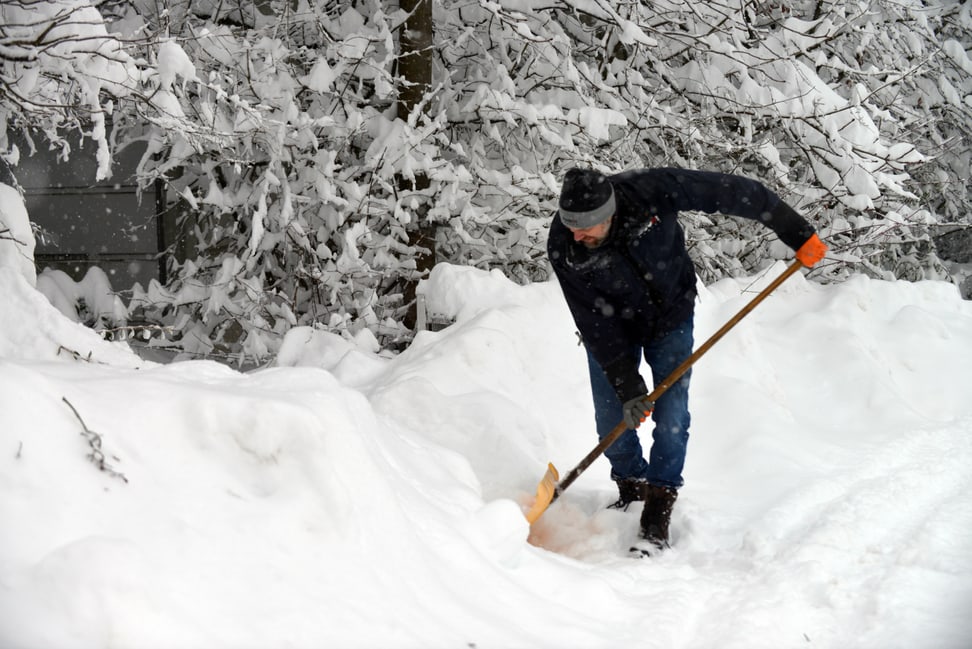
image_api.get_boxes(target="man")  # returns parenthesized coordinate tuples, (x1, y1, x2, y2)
(547, 167, 827, 556)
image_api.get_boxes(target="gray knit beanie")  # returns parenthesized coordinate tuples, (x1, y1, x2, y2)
(558, 168, 616, 228)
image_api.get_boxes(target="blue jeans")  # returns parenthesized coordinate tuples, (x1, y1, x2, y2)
(586, 316, 693, 490)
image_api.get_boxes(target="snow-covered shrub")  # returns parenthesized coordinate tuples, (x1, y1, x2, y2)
(36, 267, 128, 330)
(2, 0, 969, 362)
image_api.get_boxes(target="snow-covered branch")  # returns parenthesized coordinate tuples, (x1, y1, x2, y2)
(3, 0, 969, 363)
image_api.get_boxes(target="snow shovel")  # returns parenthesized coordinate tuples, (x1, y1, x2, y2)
(525, 259, 806, 524)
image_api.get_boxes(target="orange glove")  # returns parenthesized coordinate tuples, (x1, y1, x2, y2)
(796, 233, 827, 267)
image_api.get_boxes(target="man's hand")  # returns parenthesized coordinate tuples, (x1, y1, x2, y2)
(622, 394, 655, 430)
(796, 233, 828, 267)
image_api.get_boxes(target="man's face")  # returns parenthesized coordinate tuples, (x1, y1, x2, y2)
(569, 216, 613, 248)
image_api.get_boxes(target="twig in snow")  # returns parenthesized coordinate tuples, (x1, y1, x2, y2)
(62, 397, 128, 484)
(57, 346, 96, 363)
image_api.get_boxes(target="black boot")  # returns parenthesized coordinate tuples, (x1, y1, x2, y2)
(630, 484, 678, 557)
(607, 477, 649, 511)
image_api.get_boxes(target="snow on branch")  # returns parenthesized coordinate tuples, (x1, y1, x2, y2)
(4, 0, 969, 362)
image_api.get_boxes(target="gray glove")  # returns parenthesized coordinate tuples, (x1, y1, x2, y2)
(622, 394, 654, 430)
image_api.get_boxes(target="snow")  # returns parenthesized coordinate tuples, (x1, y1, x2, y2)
(36, 267, 128, 328)
(0, 183, 36, 285)
(301, 57, 339, 94)
(3, 204, 972, 648)
(155, 40, 199, 92)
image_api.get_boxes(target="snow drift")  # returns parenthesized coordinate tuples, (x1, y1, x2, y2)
(2, 257, 971, 649)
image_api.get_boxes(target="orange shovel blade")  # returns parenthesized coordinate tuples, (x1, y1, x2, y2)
(525, 462, 559, 524)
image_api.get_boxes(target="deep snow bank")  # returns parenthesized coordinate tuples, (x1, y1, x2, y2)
(2, 262, 971, 649)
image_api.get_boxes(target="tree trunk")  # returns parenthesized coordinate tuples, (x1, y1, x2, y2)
(397, 0, 435, 330)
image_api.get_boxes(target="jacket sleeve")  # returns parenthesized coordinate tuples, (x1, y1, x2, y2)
(659, 169, 816, 250)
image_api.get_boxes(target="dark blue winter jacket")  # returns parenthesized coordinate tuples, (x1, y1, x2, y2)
(547, 168, 816, 401)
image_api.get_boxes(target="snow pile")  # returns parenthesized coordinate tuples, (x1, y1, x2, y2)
(0, 182, 36, 284)
(1, 257, 971, 648)
(0, 184, 140, 366)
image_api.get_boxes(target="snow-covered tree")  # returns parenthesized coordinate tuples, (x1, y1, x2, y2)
(2, 0, 970, 363)
(0, 0, 144, 180)
(435, 0, 971, 283)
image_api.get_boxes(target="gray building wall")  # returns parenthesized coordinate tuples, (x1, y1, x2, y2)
(14, 132, 165, 290)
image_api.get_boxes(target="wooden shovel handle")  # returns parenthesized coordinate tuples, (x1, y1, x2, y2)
(553, 259, 806, 498)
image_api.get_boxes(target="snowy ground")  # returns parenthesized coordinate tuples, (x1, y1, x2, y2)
(2, 256, 972, 649)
